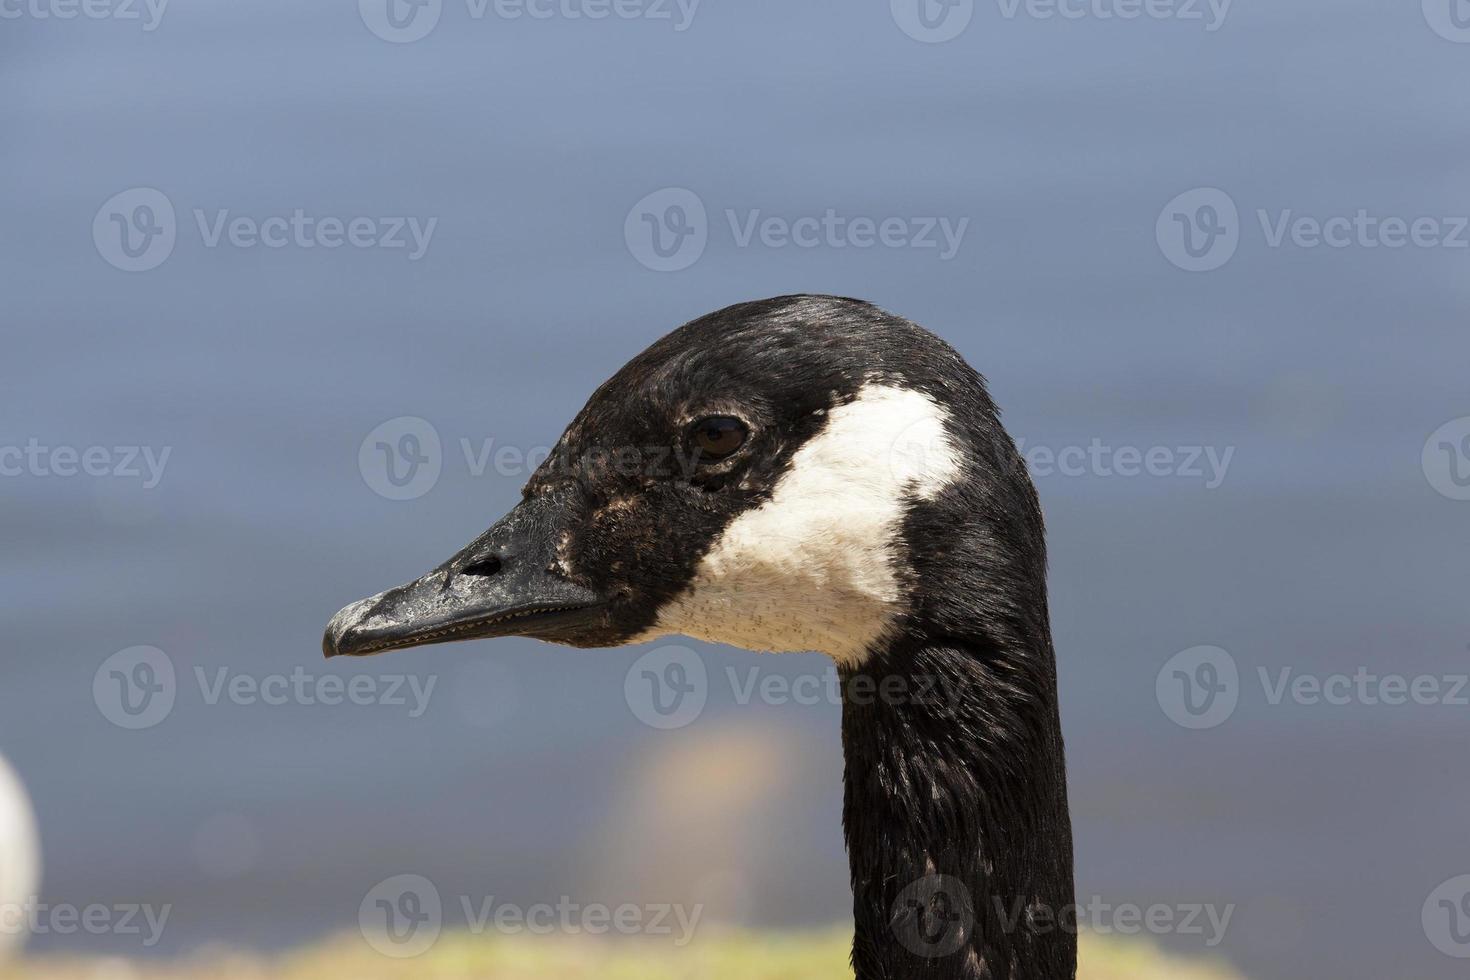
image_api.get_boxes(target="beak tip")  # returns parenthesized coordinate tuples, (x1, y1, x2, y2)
(322, 619, 349, 659)
(323, 594, 379, 660)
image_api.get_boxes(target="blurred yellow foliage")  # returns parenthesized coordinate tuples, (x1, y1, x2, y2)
(3, 929, 1244, 980)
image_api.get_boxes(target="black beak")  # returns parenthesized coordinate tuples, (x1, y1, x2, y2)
(323, 490, 605, 659)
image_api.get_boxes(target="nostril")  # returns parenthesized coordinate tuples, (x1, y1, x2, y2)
(461, 556, 502, 577)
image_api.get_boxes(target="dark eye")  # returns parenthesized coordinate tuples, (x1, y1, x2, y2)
(690, 416, 748, 461)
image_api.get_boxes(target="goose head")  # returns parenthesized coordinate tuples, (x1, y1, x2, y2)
(325, 294, 1043, 668)
(323, 294, 1070, 980)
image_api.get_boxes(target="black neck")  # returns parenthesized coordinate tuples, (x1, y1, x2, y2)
(840, 636, 1075, 980)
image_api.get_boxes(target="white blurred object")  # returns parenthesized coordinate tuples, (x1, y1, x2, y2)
(0, 752, 41, 960)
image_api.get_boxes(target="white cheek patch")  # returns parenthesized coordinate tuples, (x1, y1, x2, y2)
(646, 383, 962, 667)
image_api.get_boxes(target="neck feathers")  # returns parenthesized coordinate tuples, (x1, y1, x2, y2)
(840, 637, 1075, 980)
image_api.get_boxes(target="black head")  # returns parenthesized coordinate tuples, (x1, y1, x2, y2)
(324, 295, 1046, 667)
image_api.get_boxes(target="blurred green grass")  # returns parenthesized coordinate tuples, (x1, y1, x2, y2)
(4, 929, 1243, 979)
